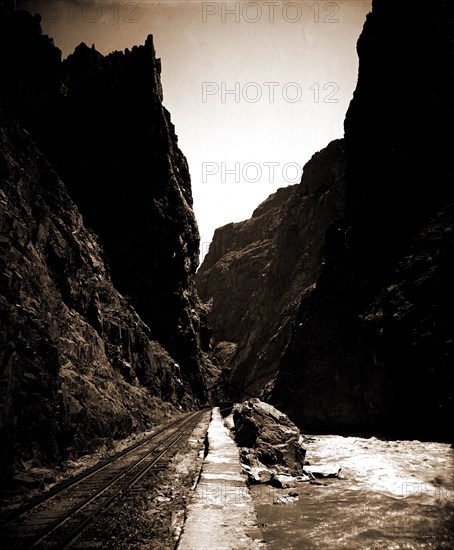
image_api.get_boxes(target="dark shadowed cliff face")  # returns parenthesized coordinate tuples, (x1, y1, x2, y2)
(0, 11, 212, 400)
(0, 112, 190, 484)
(196, 139, 346, 398)
(272, 0, 454, 439)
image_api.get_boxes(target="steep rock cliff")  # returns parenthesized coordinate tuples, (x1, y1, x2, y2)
(0, 112, 189, 484)
(0, 11, 212, 399)
(198, 0, 454, 439)
(272, 0, 454, 439)
(196, 139, 346, 397)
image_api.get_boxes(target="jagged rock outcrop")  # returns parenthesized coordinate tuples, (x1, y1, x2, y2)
(196, 140, 346, 397)
(0, 112, 189, 485)
(271, 0, 454, 439)
(0, 11, 212, 400)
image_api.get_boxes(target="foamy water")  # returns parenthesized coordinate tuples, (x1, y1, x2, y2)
(307, 435, 454, 501)
(251, 435, 454, 549)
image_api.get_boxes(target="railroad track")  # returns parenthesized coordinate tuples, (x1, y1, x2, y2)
(0, 410, 207, 549)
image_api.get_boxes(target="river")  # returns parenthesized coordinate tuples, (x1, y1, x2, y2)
(251, 435, 454, 549)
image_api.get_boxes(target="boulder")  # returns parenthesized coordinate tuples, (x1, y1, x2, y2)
(231, 399, 307, 476)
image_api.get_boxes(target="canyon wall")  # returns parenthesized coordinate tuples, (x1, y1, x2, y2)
(0, 11, 213, 401)
(197, 0, 454, 439)
(272, 0, 454, 439)
(0, 112, 189, 482)
(0, 10, 213, 484)
(196, 140, 346, 398)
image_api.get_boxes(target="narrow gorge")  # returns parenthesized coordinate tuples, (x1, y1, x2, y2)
(0, 1, 453, 547)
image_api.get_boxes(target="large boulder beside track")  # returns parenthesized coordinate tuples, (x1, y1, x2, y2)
(229, 399, 307, 479)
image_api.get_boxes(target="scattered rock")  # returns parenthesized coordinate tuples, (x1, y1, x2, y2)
(303, 465, 342, 478)
(295, 474, 312, 483)
(155, 496, 172, 503)
(274, 494, 299, 505)
(241, 464, 273, 485)
(271, 475, 298, 489)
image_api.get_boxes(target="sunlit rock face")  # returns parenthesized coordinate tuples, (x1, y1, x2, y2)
(0, 113, 191, 483)
(196, 140, 346, 398)
(0, 11, 212, 401)
(272, 0, 454, 439)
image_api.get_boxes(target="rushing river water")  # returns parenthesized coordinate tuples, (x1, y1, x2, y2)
(251, 435, 454, 549)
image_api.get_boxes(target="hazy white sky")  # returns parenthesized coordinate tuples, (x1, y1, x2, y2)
(20, 0, 372, 260)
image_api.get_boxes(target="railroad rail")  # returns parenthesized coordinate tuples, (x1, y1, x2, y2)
(0, 410, 207, 549)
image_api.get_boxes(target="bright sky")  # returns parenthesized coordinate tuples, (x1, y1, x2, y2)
(19, 0, 372, 261)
